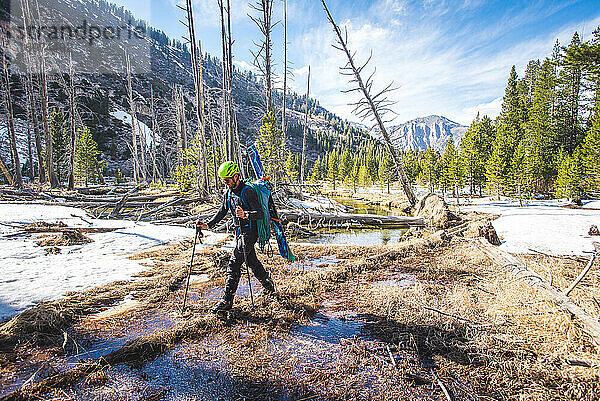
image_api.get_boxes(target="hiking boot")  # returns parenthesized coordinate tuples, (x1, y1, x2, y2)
(261, 276, 276, 295)
(211, 299, 232, 313)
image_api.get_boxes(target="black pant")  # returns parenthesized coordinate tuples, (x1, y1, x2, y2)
(222, 231, 269, 302)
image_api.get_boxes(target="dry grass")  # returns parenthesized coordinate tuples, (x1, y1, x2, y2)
(35, 230, 94, 247)
(3, 226, 600, 400)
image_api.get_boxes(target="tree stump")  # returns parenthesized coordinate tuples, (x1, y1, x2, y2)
(478, 222, 501, 245)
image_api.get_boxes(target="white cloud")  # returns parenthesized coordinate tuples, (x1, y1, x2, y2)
(454, 96, 502, 126)
(291, 1, 600, 126)
(233, 60, 258, 72)
(293, 66, 309, 76)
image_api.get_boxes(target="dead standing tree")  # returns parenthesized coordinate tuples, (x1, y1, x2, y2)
(281, 0, 288, 148)
(249, 0, 276, 113)
(300, 66, 310, 184)
(20, 0, 46, 183)
(1, 55, 23, 188)
(67, 54, 76, 190)
(125, 51, 141, 183)
(178, 0, 209, 194)
(321, 0, 417, 207)
(218, 0, 234, 161)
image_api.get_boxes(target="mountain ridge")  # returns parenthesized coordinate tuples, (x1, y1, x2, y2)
(370, 115, 468, 152)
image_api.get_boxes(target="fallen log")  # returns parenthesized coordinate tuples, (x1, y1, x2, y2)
(109, 186, 141, 218)
(475, 238, 600, 348)
(278, 209, 425, 227)
(4, 226, 123, 238)
(54, 192, 178, 203)
(565, 242, 600, 296)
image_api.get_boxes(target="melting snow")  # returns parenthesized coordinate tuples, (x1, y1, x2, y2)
(455, 197, 600, 256)
(0, 203, 225, 321)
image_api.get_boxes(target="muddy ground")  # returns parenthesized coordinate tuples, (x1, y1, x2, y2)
(1, 225, 600, 401)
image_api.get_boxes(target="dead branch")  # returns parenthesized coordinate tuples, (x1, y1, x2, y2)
(319, 0, 417, 207)
(475, 238, 600, 348)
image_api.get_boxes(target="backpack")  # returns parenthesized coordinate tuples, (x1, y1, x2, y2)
(245, 179, 296, 262)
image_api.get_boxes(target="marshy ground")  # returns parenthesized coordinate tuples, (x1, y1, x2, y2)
(1, 225, 600, 400)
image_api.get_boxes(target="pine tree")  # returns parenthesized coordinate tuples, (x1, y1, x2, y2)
(340, 149, 353, 185)
(522, 58, 558, 194)
(441, 139, 463, 198)
(401, 150, 420, 184)
(460, 114, 494, 195)
(349, 159, 360, 192)
(327, 151, 340, 190)
(555, 150, 584, 198)
(358, 163, 371, 187)
(256, 110, 285, 183)
(487, 66, 527, 197)
(75, 127, 104, 186)
(284, 152, 299, 182)
(309, 156, 322, 182)
(580, 84, 600, 193)
(420, 147, 439, 192)
(366, 151, 379, 183)
(556, 33, 584, 153)
(378, 152, 395, 194)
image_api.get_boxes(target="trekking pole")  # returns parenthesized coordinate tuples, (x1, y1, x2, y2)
(182, 227, 203, 314)
(240, 232, 255, 308)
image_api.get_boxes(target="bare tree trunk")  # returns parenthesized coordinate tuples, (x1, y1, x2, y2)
(67, 54, 76, 190)
(300, 66, 310, 184)
(174, 86, 188, 167)
(125, 52, 140, 182)
(226, 0, 237, 166)
(250, 0, 275, 113)
(206, 92, 220, 189)
(198, 41, 209, 191)
(181, 0, 208, 193)
(218, 0, 231, 160)
(476, 238, 600, 348)
(136, 111, 147, 181)
(150, 86, 158, 183)
(22, 73, 35, 181)
(25, 74, 45, 183)
(39, 59, 58, 187)
(321, 0, 417, 206)
(27, 121, 34, 181)
(2, 56, 23, 188)
(282, 0, 288, 148)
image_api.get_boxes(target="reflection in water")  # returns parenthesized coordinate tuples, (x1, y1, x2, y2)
(292, 197, 409, 246)
(302, 228, 408, 246)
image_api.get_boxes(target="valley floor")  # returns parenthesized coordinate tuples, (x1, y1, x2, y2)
(1, 190, 600, 400)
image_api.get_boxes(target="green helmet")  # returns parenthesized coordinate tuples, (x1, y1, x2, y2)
(218, 161, 239, 178)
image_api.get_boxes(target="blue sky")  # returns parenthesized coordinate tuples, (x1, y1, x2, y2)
(112, 0, 600, 126)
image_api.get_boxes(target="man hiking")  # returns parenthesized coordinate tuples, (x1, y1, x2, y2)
(196, 161, 276, 313)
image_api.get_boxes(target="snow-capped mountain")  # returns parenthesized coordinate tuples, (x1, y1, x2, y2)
(371, 115, 468, 151)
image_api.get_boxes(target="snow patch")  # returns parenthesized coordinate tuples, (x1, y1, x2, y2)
(110, 109, 155, 144)
(458, 197, 600, 256)
(0, 203, 226, 321)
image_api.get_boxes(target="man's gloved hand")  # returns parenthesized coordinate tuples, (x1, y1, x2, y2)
(235, 206, 247, 219)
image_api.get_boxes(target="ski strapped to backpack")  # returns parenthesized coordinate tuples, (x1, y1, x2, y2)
(246, 142, 296, 262)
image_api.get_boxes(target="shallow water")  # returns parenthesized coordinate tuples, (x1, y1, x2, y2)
(373, 273, 417, 288)
(297, 312, 366, 344)
(292, 255, 341, 271)
(331, 196, 405, 217)
(302, 227, 409, 246)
